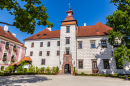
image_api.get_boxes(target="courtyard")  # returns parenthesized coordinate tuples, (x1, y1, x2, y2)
(0, 75, 130, 86)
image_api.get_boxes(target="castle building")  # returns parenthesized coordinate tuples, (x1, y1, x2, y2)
(0, 25, 26, 70)
(24, 8, 130, 74)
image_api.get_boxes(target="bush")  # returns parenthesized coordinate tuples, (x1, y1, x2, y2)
(81, 72, 85, 75)
(28, 65, 35, 73)
(36, 66, 41, 73)
(55, 66, 59, 73)
(40, 67, 45, 73)
(46, 67, 51, 73)
(52, 67, 56, 73)
(4, 66, 14, 73)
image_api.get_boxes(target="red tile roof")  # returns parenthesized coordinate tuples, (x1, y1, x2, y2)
(24, 22, 113, 41)
(0, 26, 23, 44)
(77, 22, 112, 37)
(24, 28, 60, 41)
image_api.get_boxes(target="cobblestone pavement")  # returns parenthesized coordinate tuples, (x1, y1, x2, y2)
(0, 75, 130, 86)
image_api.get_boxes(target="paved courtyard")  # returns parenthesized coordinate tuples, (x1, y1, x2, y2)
(0, 75, 130, 86)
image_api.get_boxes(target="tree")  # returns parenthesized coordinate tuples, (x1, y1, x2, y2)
(0, 0, 53, 34)
(106, 0, 130, 67)
(16, 61, 28, 73)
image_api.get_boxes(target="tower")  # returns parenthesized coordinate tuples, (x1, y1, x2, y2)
(59, 8, 77, 74)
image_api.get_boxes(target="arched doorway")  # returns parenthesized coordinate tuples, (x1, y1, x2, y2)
(64, 64, 71, 74)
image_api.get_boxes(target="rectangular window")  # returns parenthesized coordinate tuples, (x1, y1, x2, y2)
(78, 41, 82, 49)
(13, 45, 17, 49)
(47, 51, 50, 56)
(90, 40, 96, 48)
(31, 42, 34, 48)
(41, 59, 45, 65)
(6, 42, 9, 47)
(113, 39, 118, 47)
(40, 42, 43, 47)
(3, 53, 7, 61)
(66, 48, 70, 55)
(30, 51, 33, 56)
(1, 66, 4, 71)
(57, 51, 60, 56)
(57, 41, 60, 46)
(103, 59, 110, 69)
(39, 51, 42, 56)
(101, 40, 107, 48)
(47, 42, 50, 47)
(66, 37, 70, 44)
(66, 26, 70, 33)
(78, 60, 83, 69)
(92, 61, 97, 69)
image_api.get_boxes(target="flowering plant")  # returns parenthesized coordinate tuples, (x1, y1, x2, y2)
(3, 57, 7, 61)
(5, 46, 9, 50)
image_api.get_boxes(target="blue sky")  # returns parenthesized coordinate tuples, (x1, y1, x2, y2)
(0, 0, 117, 44)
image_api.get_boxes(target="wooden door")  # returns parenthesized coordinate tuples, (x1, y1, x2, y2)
(92, 61, 98, 74)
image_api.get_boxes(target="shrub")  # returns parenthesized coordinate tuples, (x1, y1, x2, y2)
(56, 66, 59, 73)
(81, 72, 85, 75)
(73, 67, 76, 73)
(46, 67, 51, 73)
(4, 66, 14, 73)
(28, 65, 35, 73)
(40, 67, 45, 73)
(36, 66, 41, 73)
(52, 67, 56, 73)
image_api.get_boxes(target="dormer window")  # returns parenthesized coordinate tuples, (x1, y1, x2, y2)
(37, 34, 40, 36)
(43, 34, 47, 36)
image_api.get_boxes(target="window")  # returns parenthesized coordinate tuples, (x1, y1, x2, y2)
(113, 39, 118, 47)
(66, 48, 70, 55)
(66, 26, 70, 33)
(13, 45, 17, 49)
(39, 51, 42, 56)
(40, 42, 43, 47)
(103, 59, 110, 69)
(47, 42, 50, 47)
(57, 41, 60, 46)
(1, 66, 4, 71)
(43, 34, 47, 36)
(11, 55, 15, 62)
(78, 60, 83, 69)
(41, 59, 45, 65)
(47, 51, 50, 56)
(30, 51, 33, 56)
(92, 61, 97, 69)
(101, 40, 107, 48)
(31, 42, 34, 48)
(37, 34, 40, 36)
(5, 42, 9, 47)
(90, 40, 96, 48)
(66, 37, 70, 44)
(3, 53, 7, 61)
(57, 51, 60, 56)
(78, 41, 82, 49)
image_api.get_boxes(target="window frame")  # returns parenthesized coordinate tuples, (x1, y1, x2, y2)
(57, 51, 60, 56)
(78, 41, 82, 49)
(78, 59, 83, 69)
(57, 41, 60, 46)
(47, 51, 50, 56)
(41, 59, 45, 65)
(90, 40, 96, 48)
(65, 47, 70, 55)
(47, 42, 50, 47)
(39, 51, 42, 56)
(101, 40, 107, 48)
(40, 42, 43, 47)
(66, 26, 70, 33)
(103, 59, 110, 69)
(31, 42, 34, 48)
(30, 51, 33, 56)
(66, 37, 70, 44)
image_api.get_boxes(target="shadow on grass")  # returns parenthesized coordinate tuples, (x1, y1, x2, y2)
(0, 75, 51, 86)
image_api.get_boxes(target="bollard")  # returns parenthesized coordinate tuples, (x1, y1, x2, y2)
(125, 75, 128, 80)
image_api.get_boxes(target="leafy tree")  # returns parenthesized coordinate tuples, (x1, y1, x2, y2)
(0, 0, 53, 34)
(106, 0, 130, 67)
(16, 61, 28, 72)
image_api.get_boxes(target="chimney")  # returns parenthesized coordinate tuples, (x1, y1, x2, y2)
(4, 25, 8, 32)
(12, 33, 16, 37)
(84, 23, 86, 26)
(48, 27, 51, 31)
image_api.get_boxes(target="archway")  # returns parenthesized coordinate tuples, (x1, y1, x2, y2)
(64, 64, 71, 74)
